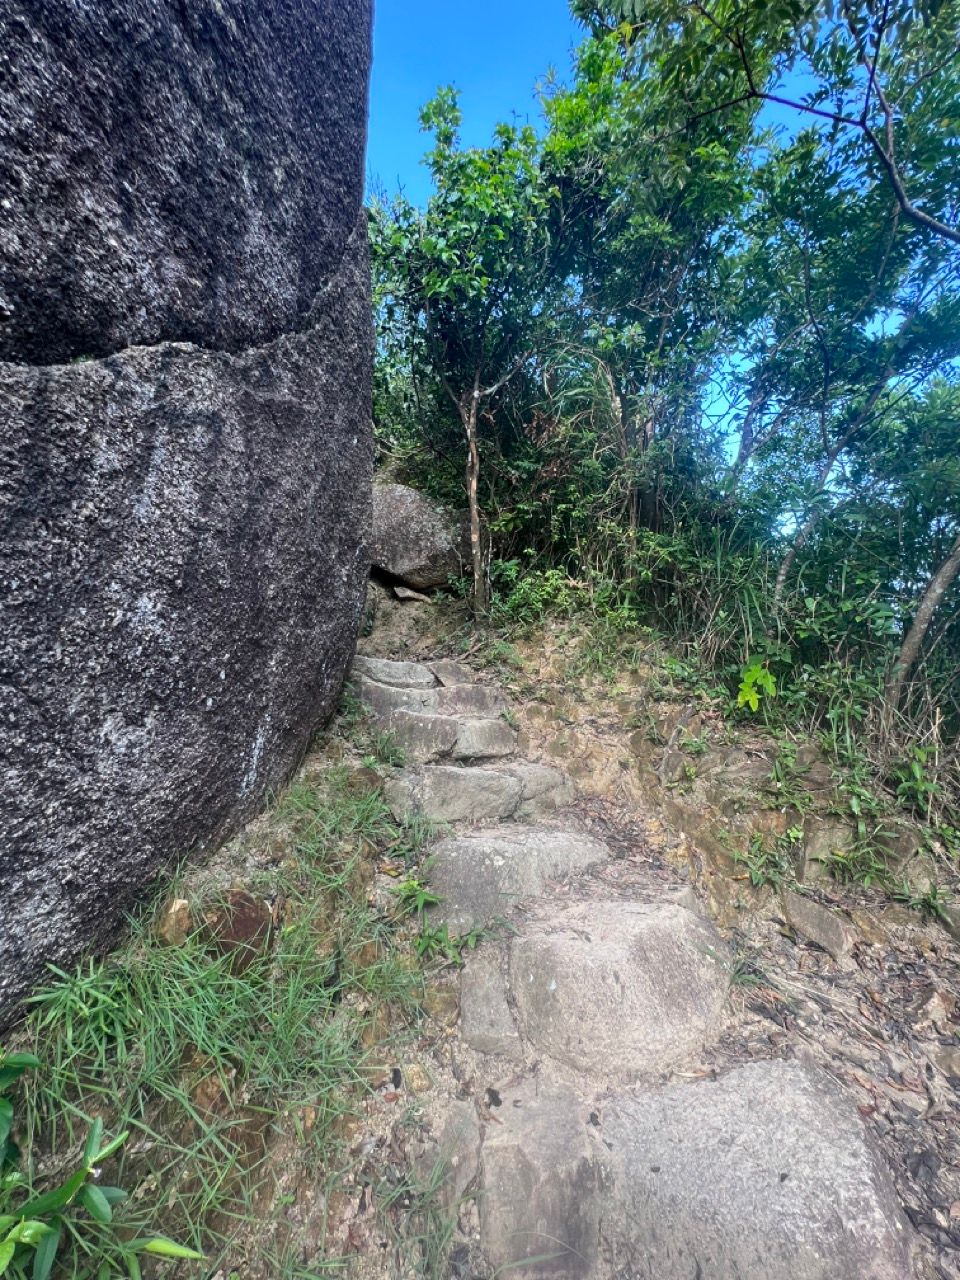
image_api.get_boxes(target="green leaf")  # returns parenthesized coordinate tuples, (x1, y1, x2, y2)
(31, 1221, 61, 1280)
(0, 1241, 15, 1276)
(79, 1185, 112, 1224)
(0, 1054, 39, 1091)
(83, 1118, 104, 1166)
(7, 1221, 49, 1247)
(97, 1187, 127, 1207)
(756, 667, 777, 698)
(130, 1238, 204, 1260)
(737, 683, 760, 711)
(12, 1218, 47, 1249)
(18, 1168, 87, 1218)
(3, 1055, 39, 1072)
(91, 1129, 129, 1166)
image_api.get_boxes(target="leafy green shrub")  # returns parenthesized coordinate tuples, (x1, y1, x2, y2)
(736, 662, 777, 713)
(892, 746, 941, 819)
(489, 563, 586, 623)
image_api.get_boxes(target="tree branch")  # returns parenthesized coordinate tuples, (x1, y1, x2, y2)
(686, 1, 960, 249)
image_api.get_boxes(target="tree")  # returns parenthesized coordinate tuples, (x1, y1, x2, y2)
(870, 381, 960, 718)
(573, 0, 960, 248)
(370, 89, 559, 611)
(886, 529, 960, 715)
(370, 4, 960, 798)
(538, 29, 754, 537)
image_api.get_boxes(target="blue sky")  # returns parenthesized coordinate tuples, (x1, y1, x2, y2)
(367, 0, 581, 205)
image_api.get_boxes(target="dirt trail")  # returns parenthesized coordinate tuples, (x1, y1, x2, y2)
(343, 603, 960, 1279)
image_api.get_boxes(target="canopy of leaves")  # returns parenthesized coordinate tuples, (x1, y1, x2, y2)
(370, 0, 960, 806)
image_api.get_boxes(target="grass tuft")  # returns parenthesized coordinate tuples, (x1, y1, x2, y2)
(8, 763, 433, 1277)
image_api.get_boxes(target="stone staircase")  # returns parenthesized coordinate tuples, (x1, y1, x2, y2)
(352, 655, 917, 1280)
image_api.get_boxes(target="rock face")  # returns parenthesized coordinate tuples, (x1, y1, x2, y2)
(371, 483, 465, 589)
(0, 1, 370, 364)
(599, 1061, 914, 1280)
(0, 1, 373, 1021)
(479, 1064, 914, 1280)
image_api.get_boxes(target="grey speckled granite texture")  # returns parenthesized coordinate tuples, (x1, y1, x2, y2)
(0, 0, 373, 1021)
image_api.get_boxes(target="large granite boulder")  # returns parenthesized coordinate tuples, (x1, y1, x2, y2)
(371, 482, 466, 589)
(0, 1, 370, 363)
(0, 0, 373, 1021)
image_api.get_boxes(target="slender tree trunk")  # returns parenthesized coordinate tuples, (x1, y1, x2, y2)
(884, 528, 960, 721)
(636, 413, 660, 531)
(462, 376, 487, 613)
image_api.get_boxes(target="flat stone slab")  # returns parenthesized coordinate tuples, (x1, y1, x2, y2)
(356, 673, 507, 724)
(385, 762, 572, 824)
(478, 1064, 914, 1280)
(453, 718, 517, 760)
(599, 1060, 915, 1280)
(385, 710, 459, 764)
(394, 584, 431, 601)
(430, 659, 476, 686)
(429, 827, 611, 931)
(511, 761, 575, 817)
(779, 886, 856, 960)
(355, 674, 438, 717)
(352, 656, 437, 688)
(434, 684, 507, 717)
(460, 946, 523, 1058)
(480, 1076, 601, 1279)
(509, 900, 728, 1077)
(383, 710, 516, 765)
(385, 765, 523, 823)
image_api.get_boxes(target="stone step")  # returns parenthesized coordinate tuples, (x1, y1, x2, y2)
(458, 899, 729, 1076)
(506, 899, 728, 1078)
(428, 827, 612, 933)
(354, 673, 506, 721)
(358, 648, 917, 1280)
(352, 655, 437, 688)
(384, 761, 573, 824)
(352, 654, 479, 689)
(384, 709, 517, 765)
(430, 658, 475, 686)
(460, 945, 523, 1058)
(452, 716, 516, 760)
(480, 1062, 914, 1280)
(435, 683, 508, 717)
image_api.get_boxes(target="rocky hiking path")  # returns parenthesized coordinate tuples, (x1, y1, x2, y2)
(348, 648, 951, 1280)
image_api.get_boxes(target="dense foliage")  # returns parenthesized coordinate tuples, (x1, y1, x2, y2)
(370, 0, 960, 817)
